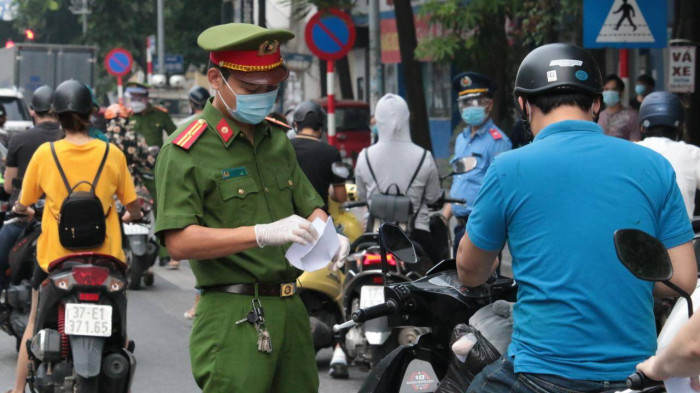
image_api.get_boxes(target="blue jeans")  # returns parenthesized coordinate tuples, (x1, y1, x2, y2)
(0, 221, 25, 288)
(467, 356, 627, 393)
(453, 222, 466, 257)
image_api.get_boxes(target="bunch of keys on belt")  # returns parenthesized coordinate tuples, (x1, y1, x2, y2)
(236, 298, 272, 353)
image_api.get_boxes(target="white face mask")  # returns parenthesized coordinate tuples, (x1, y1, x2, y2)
(130, 101, 146, 113)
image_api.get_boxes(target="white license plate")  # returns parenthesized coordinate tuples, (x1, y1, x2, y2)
(360, 286, 385, 309)
(64, 304, 112, 337)
(123, 223, 149, 235)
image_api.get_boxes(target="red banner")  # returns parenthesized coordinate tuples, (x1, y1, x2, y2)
(380, 14, 437, 64)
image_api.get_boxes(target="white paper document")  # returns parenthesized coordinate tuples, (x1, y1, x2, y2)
(285, 218, 340, 272)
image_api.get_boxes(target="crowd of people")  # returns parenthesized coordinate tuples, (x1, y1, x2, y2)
(0, 19, 699, 393)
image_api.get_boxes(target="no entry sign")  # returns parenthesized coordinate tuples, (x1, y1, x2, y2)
(304, 9, 356, 61)
(104, 48, 133, 77)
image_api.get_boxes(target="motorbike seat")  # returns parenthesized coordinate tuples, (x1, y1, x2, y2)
(48, 253, 127, 274)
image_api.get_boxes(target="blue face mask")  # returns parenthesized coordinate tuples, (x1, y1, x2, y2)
(218, 72, 278, 124)
(602, 90, 620, 106)
(634, 84, 647, 96)
(461, 106, 487, 126)
(371, 125, 378, 136)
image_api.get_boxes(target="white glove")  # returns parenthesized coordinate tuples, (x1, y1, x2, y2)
(329, 234, 350, 271)
(254, 215, 319, 248)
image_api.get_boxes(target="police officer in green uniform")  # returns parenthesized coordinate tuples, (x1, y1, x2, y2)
(154, 23, 350, 392)
(126, 81, 178, 264)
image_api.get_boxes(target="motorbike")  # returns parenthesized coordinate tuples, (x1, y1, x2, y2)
(27, 253, 135, 393)
(120, 185, 159, 290)
(0, 201, 44, 350)
(613, 229, 700, 393)
(336, 157, 476, 369)
(333, 223, 517, 392)
(299, 162, 360, 353)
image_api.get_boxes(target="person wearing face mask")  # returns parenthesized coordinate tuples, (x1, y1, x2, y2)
(443, 72, 511, 256)
(153, 23, 350, 392)
(124, 82, 178, 267)
(598, 74, 640, 141)
(629, 74, 655, 111)
(457, 43, 697, 393)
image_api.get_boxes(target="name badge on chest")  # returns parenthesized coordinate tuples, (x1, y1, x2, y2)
(221, 167, 248, 180)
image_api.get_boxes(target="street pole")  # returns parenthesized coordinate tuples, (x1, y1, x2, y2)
(258, 0, 266, 27)
(157, 0, 165, 74)
(618, 49, 629, 106)
(146, 37, 153, 85)
(327, 61, 337, 146)
(369, 0, 382, 109)
(81, 0, 87, 34)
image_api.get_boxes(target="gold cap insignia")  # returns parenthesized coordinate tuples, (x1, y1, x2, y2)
(461, 76, 472, 88)
(258, 40, 280, 57)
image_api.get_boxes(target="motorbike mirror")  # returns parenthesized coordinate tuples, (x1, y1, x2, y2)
(379, 223, 417, 264)
(614, 229, 673, 282)
(331, 162, 353, 180)
(147, 146, 161, 156)
(452, 157, 478, 175)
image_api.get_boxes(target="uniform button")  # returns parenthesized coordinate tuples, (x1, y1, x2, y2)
(198, 119, 206, 124)
(238, 189, 245, 195)
(265, 187, 269, 193)
(288, 180, 293, 186)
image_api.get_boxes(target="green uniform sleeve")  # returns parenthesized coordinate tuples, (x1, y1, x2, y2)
(162, 111, 177, 135)
(154, 143, 203, 243)
(287, 142, 324, 218)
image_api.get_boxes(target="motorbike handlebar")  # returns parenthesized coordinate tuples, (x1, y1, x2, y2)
(351, 299, 398, 323)
(342, 201, 368, 209)
(626, 371, 663, 390)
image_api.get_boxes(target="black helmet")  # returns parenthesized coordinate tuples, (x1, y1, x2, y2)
(638, 92, 684, 131)
(53, 80, 93, 115)
(514, 43, 603, 97)
(293, 101, 325, 128)
(31, 85, 54, 112)
(188, 86, 210, 108)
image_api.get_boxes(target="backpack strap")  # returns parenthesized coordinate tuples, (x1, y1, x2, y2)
(92, 142, 110, 188)
(364, 150, 382, 191)
(50, 142, 72, 194)
(405, 150, 427, 193)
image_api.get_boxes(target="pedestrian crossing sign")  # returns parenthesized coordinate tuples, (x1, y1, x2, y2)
(583, 0, 667, 48)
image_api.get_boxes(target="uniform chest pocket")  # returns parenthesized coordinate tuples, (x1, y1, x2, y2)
(217, 176, 259, 201)
(216, 176, 259, 225)
(275, 171, 295, 191)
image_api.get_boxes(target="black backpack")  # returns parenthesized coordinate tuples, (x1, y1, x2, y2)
(50, 141, 110, 250)
(365, 149, 427, 229)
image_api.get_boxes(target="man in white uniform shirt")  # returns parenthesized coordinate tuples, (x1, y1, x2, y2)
(636, 91, 700, 218)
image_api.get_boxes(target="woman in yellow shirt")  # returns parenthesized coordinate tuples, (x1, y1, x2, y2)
(8, 80, 142, 393)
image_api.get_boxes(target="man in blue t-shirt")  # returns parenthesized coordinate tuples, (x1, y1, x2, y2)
(458, 43, 698, 393)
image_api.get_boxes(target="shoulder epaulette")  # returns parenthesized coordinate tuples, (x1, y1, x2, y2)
(265, 116, 292, 130)
(173, 119, 207, 150)
(489, 128, 503, 140)
(154, 105, 169, 113)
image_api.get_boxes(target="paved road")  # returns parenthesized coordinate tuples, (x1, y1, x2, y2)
(0, 262, 366, 392)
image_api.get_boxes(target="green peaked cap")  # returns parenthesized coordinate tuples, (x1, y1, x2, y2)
(197, 23, 295, 52)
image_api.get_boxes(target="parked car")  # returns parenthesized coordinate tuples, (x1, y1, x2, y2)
(314, 99, 371, 164)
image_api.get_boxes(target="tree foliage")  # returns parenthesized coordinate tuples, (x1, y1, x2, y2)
(416, 0, 582, 128)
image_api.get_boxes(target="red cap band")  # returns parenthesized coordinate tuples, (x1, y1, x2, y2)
(210, 40, 284, 73)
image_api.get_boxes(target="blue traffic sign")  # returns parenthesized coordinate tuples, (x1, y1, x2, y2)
(305, 9, 356, 61)
(154, 54, 184, 74)
(104, 48, 133, 77)
(583, 0, 667, 48)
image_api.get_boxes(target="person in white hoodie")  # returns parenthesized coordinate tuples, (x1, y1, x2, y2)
(636, 91, 700, 219)
(354, 93, 442, 261)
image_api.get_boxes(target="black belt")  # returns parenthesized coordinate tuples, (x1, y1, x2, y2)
(202, 282, 297, 297)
